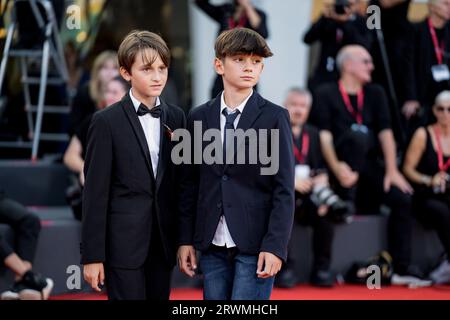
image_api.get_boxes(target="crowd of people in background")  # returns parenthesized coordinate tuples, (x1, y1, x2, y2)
(276, 0, 450, 288)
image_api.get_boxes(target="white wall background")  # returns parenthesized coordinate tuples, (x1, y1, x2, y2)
(189, 0, 313, 107)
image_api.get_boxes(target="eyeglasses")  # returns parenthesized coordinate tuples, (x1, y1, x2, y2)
(436, 105, 450, 113)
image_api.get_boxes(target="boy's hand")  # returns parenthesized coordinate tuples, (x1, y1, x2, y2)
(83, 263, 105, 292)
(256, 252, 282, 278)
(177, 245, 197, 277)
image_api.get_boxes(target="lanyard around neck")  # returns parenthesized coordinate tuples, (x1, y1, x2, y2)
(293, 128, 310, 164)
(338, 81, 364, 125)
(428, 18, 445, 65)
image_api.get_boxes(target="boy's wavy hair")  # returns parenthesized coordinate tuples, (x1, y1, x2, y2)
(118, 30, 170, 74)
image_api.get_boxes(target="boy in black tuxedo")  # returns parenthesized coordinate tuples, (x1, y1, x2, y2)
(81, 30, 186, 300)
(177, 28, 295, 300)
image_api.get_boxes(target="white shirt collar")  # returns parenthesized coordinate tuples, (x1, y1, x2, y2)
(220, 90, 253, 115)
(129, 88, 161, 113)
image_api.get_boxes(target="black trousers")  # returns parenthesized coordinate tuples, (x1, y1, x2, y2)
(356, 168, 413, 274)
(286, 197, 334, 273)
(0, 196, 41, 263)
(105, 222, 173, 300)
(332, 129, 414, 273)
(414, 195, 450, 261)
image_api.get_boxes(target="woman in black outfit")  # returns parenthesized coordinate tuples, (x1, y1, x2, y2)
(68, 51, 119, 135)
(403, 90, 450, 285)
(63, 76, 130, 220)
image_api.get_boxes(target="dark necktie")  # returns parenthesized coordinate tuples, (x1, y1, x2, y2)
(136, 103, 162, 118)
(222, 108, 240, 164)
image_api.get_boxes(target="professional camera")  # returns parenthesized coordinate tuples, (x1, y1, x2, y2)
(334, 0, 350, 15)
(310, 184, 355, 223)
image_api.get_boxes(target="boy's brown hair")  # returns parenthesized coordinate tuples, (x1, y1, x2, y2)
(214, 27, 273, 60)
(118, 30, 170, 73)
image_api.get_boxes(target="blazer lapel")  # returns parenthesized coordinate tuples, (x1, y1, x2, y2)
(224, 91, 264, 171)
(121, 94, 156, 183)
(235, 91, 264, 131)
(204, 95, 223, 173)
(205, 94, 221, 131)
(155, 100, 170, 191)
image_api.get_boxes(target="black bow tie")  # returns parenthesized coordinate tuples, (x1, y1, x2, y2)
(136, 103, 162, 118)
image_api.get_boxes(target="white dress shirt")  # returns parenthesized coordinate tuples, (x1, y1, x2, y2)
(212, 90, 253, 248)
(129, 89, 160, 178)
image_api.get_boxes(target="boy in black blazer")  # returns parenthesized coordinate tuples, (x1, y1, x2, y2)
(81, 30, 186, 300)
(177, 28, 295, 300)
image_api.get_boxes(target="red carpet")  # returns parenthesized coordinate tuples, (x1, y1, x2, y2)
(50, 284, 450, 300)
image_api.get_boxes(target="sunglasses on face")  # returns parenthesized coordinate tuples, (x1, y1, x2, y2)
(436, 105, 450, 113)
(355, 58, 373, 65)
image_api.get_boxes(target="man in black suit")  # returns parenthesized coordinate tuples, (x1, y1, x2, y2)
(81, 30, 186, 300)
(177, 28, 295, 300)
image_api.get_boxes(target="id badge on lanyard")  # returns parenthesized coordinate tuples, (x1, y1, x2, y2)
(432, 64, 450, 82)
(429, 18, 450, 82)
(295, 165, 311, 180)
(338, 81, 369, 135)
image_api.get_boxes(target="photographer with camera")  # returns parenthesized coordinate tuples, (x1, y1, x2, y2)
(303, 0, 371, 94)
(194, 0, 268, 98)
(314, 45, 429, 285)
(403, 90, 450, 285)
(275, 88, 353, 289)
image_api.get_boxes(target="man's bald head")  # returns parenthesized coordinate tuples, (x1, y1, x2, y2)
(336, 45, 369, 71)
(429, 0, 450, 21)
(336, 45, 374, 84)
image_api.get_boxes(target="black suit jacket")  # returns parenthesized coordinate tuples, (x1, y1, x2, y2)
(178, 92, 295, 261)
(81, 93, 186, 269)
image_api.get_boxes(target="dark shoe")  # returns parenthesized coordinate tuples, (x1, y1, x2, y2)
(17, 271, 54, 300)
(275, 267, 298, 288)
(310, 270, 335, 288)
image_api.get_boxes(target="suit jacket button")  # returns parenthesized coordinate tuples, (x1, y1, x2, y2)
(222, 175, 228, 181)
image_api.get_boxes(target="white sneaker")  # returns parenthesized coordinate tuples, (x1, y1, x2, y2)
(391, 274, 432, 288)
(1, 284, 21, 300)
(429, 260, 450, 285)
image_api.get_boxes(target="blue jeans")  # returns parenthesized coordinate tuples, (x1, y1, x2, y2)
(200, 247, 275, 300)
